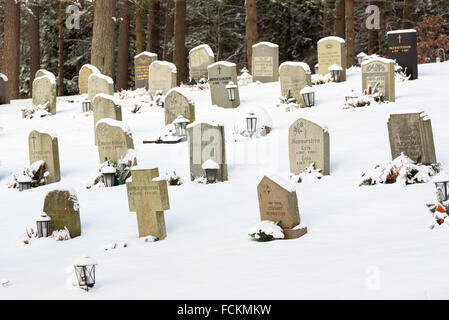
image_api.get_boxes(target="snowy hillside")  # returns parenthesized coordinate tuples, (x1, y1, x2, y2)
(1, 62, 449, 299)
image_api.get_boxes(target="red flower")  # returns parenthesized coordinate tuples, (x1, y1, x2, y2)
(436, 204, 447, 214)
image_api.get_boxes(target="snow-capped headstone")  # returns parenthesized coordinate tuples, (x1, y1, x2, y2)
(362, 57, 395, 102)
(0, 73, 9, 105)
(88, 73, 114, 101)
(387, 111, 436, 165)
(164, 88, 195, 125)
(387, 29, 418, 80)
(279, 62, 312, 106)
(148, 60, 177, 96)
(252, 42, 279, 83)
(28, 129, 61, 184)
(189, 44, 215, 82)
(35, 69, 55, 80)
(289, 118, 330, 175)
(187, 121, 228, 181)
(43, 188, 81, 238)
(257, 175, 307, 239)
(78, 64, 100, 95)
(32, 74, 57, 115)
(126, 167, 170, 239)
(134, 51, 158, 90)
(317, 36, 347, 81)
(93, 94, 122, 145)
(96, 119, 135, 164)
(207, 61, 240, 109)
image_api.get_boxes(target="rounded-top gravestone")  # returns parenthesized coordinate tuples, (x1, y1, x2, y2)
(279, 62, 312, 106)
(79, 64, 100, 95)
(148, 61, 177, 96)
(317, 36, 347, 81)
(189, 44, 215, 82)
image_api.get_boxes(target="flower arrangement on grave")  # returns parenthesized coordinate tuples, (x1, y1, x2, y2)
(20, 102, 51, 119)
(426, 171, 449, 229)
(360, 153, 440, 186)
(23, 226, 71, 244)
(311, 73, 332, 85)
(151, 90, 165, 108)
(277, 90, 301, 111)
(343, 83, 388, 109)
(290, 163, 323, 183)
(248, 221, 285, 242)
(7, 160, 48, 189)
(181, 77, 209, 91)
(165, 171, 183, 186)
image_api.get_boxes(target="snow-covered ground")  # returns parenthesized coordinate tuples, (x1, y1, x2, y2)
(1, 62, 449, 299)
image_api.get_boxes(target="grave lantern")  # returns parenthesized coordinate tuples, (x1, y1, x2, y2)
(74, 255, 98, 291)
(432, 172, 449, 202)
(314, 64, 319, 74)
(226, 81, 237, 102)
(202, 159, 219, 184)
(36, 213, 51, 238)
(240, 67, 253, 86)
(300, 85, 315, 107)
(345, 89, 358, 102)
(82, 100, 92, 113)
(173, 115, 190, 140)
(357, 52, 368, 65)
(101, 162, 116, 187)
(18, 171, 32, 192)
(246, 112, 257, 137)
(328, 64, 343, 83)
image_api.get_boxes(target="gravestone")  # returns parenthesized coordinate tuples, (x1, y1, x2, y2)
(43, 188, 81, 238)
(32, 75, 57, 115)
(387, 110, 436, 164)
(279, 62, 312, 105)
(164, 88, 195, 125)
(257, 175, 307, 239)
(189, 44, 215, 82)
(362, 57, 395, 102)
(96, 119, 135, 164)
(28, 129, 61, 184)
(93, 94, 122, 145)
(148, 61, 177, 96)
(252, 42, 279, 83)
(134, 51, 158, 90)
(79, 64, 100, 95)
(88, 73, 114, 101)
(317, 36, 347, 81)
(126, 167, 170, 239)
(0, 73, 9, 104)
(187, 121, 228, 181)
(289, 118, 330, 175)
(387, 29, 418, 80)
(207, 61, 240, 109)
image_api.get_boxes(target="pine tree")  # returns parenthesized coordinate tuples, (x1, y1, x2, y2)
(117, 0, 131, 90)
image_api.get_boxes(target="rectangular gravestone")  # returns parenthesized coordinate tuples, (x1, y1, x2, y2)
(32, 74, 57, 115)
(387, 29, 418, 80)
(289, 118, 330, 175)
(387, 111, 436, 164)
(189, 44, 215, 82)
(362, 57, 395, 102)
(164, 88, 195, 125)
(252, 42, 279, 83)
(148, 61, 177, 96)
(207, 62, 240, 109)
(93, 93, 122, 145)
(187, 121, 228, 181)
(0, 73, 9, 104)
(79, 64, 100, 95)
(318, 36, 347, 81)
(258, 175, 307, 239)
(96, 119, 135, 164)
(134, 52, 158, 90)
(279, 62, 312, 106)
(29, 129, 61, 184)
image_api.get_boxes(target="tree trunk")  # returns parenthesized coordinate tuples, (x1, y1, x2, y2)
(58, 1, 64, 96)
(0, 5, 4, 72)
(147, 0, 160, 55)
(163, 0, 175, 61)
(174, 0, 187, 84)
(403, 0, 415, 29)
(91, 0, 116, 78)
(29, 3, 40, 96)
(345, 0, 355, 67)
(323, 0, 335, 37)
(3, 0, 20, 100)
(245, 0, 258, 72)
(335, 0, 345, 38)
(217, 4, 223, 61)
(135, 3, 144, 55)
(117, 0, 130, 91)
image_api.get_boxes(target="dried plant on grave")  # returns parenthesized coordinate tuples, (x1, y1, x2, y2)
(21, 102, 51, 119)
(7, 160, 48, 189)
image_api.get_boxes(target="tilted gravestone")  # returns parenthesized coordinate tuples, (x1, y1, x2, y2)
(29, 129, 61, 184)
(252, 42, 279, 83)
(257, 174, 307, 239)
(279, 62, 312, 106)
(134, 51, 158, 90)
(189, 44, 215, 82)
(0, 73, 9, 105)
(96, 119, 135, 164)
(317, 36, 347, 81)
(32, 75, 57, 115)
(387, 29, 418, 80)
(126, 167, 170, 239)
(88, 73, 114, 101)
(387, 110, 436, 164)
(289, 118, 330, 175)
(164, 88, 195, 125)
(207, 61, 240, 109)
(79, 64, 100, 95)
(43, 188, 81, 238)
(187, 121, 228, 181)
(93, 93, 122, 145)
(148, 60, 177, 96)
(362, 57, 395, 102)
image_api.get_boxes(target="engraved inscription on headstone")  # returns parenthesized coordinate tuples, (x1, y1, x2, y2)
(134, 52, 158, 90)
(28, 129, 61, 184)
(387, 29, 418, 80)
(252, 42, 279, 83)
(362, 57, 395, 102)
(318, 36, 347, 81)
(207, 62, 240, 109)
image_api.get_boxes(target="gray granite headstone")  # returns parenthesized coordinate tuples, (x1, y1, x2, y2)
(207, 62, 240, 109)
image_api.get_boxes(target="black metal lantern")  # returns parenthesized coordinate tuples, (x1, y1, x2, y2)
(173, 116, 190, 140)
(36, 213, 51, 238)
(101, 162, 116, 187)
(328, 64, 343, 83)
(18, 171, 32, 192)
(74, 255, 98, 291)
(433, 172, 449, 202)
(82, 100, 92, 113)
(357, 52, 368, 65)
(300, 86, 315, 107)
(314, 64, 319, 74)
(246, 112, 257, 137)
(202, 159, 219, 184)
(226, 81, 237, 102)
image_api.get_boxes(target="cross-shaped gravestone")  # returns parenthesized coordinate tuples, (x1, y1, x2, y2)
(126, 167, 170, 239)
